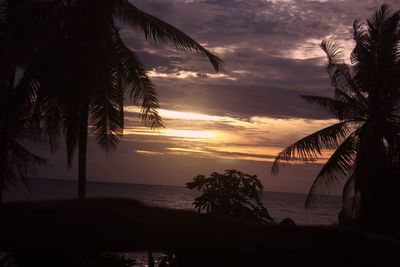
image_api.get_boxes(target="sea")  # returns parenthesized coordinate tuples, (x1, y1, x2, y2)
(3, 178, 342, 266)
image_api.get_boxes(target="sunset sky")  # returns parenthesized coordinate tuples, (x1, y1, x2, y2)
(34, 0, 400, 194)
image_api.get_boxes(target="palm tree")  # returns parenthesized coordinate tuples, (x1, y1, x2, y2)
(5, 0, 222, 199)
(272, 5, 400, 234)
(0, 82, 46, 203)
(0, 5, 46, 203)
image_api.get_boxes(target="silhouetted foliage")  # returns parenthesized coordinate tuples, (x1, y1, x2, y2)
(0, 9, 46, 202)
(187, 169, 273, 224)
(272, 4, 400, 234)
(76, 253, 135, 267)
(6, 252, 135, 267)
(1, 0, 222, 199)
(0, 86, 46, 203)
(279, 218, 296, 227)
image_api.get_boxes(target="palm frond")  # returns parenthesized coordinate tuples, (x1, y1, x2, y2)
(321, 40, 346, 66)
(0, 160, 17, 190)
(8, 139, 46, 190)
(116, 2, 223, 72)
(351, 40, 375, 92)
(300, 95, 361, 121)
(394, 40, 400, 63)
(367, 4, 395, 36)
(18, 69, 62, 151)
(0, 1, 6, 20)
(383, 125, 400, 168)
(350, 19, 371, 69)
(38, 97, 62, 152)
(14, 70, 40, 105)
(113, 31, 163, 128)
(305, 133, 359, 208)
(272, 121, 353, 175)
(89, 69, 124, 152)
(352, 19, 366, 43)
(351, 5, 400, 96)
(320, 40, 368, 107)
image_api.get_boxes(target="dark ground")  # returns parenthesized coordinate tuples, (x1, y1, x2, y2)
(0, 199, 399, 266)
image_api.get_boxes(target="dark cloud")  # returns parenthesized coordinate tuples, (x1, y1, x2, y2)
(125, 0, 400, 120)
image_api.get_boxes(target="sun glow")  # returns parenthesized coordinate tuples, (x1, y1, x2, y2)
(125, 106, 235, 122)
(136, 150, 165, 156)
(123, 107, 336, 163)
(167, 147, 210, 154)
(124, 127, 218, 140)
(163, 129, 217, 139)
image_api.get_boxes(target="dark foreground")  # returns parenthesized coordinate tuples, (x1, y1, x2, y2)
(0, 198, 399, 266)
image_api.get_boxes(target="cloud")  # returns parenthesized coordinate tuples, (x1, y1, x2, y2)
(122, 106, 335, 164)
(147, 69, 237, 80)
(125, 0, 399, 121)
(136, 150, 165, 156)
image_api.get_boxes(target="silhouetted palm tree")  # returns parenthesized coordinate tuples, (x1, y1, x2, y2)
(272, 5, 400, 234)
(0, 85, 46, 203)
(0, 5, 46, 202)
(5, 0, 222, 199)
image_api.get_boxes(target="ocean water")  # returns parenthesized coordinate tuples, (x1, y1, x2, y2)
(4, 178, 341, 225)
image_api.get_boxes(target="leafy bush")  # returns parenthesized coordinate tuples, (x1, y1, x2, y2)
(186, 169, 273, 223)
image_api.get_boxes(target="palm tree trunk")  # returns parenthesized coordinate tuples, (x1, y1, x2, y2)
(0, 125, 5, 204)
(0, 130, 7, 205)
(0, 68, 15, 204)
(78, 103, 89, 200)
(356, 131, 396, 234)
(0, 178, 4, 204)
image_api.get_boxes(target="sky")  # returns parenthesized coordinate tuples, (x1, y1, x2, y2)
(34, 0, 400, 194)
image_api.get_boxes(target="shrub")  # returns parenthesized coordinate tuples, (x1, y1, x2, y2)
(186, 169, 273, 224)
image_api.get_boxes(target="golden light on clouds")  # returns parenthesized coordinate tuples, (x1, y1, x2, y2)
(147, 69, 237, 80)
(124, 127, 218, 141)
(209, 44, 240, 55)
(158, 109, 235, 122)
(286, 38, 326, 61)
(124, 106, 337, 164)
(163, 129, 217, 139)
(136, 150, 165, 156)
(208, 145, 283, 157)
(167, 147, 210, 154)
(285, 33, 354, 63)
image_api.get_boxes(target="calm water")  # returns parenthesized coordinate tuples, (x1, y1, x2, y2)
(4, 178, 341, 225)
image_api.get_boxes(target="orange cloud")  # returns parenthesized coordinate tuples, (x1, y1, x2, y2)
(123, 107, 337, 164)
